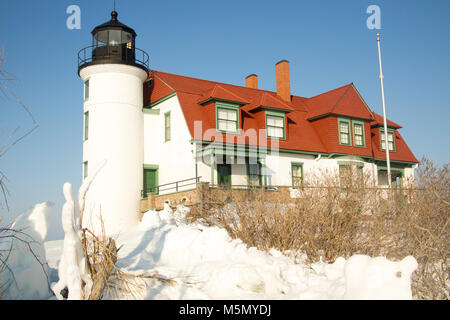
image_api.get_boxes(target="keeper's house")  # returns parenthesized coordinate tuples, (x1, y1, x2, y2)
(140, 63, 418, 195)
(79, 11, 418, 234)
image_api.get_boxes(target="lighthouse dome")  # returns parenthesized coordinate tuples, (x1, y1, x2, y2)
(78, 11, 148, 74)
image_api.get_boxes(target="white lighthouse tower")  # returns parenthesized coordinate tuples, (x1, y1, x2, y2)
(77, 11, 148, 235)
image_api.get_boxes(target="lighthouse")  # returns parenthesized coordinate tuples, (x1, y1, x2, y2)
(77, 11, 149, 235)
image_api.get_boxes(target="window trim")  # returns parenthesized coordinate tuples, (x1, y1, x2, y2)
(291, 162, 304, 189)
(216, 102, 240, 134)
(352, 120, 365, 148)
(338, 118, 352, 146)
(265, 110, 286, 140)
(84, 78, 90, 101)
(164, 111, 171, 142)
(380, 128, 396, 152)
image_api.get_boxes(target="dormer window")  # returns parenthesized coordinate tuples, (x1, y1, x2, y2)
(338, 118, 366, 147)
(338, 118, 351, 146)
(216, 102, 239, 134)
(266, 111, 286, 139)
(352, 120, 365, 147)
(380, 128, 395, 152)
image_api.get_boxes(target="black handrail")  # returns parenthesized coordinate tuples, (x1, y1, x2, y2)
(78, 45, 149, 70)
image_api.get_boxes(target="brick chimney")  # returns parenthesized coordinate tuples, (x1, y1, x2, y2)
(275, 60, 291, 102)
(245, 74, 258, 89)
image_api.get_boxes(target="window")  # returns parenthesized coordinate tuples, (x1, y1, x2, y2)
(339, 162, 364, 187)
(217, 163, 232, 188)
(247, 161, 262, 186)
(338, 119, 351, 146)
(266, 113, 285, 139)
(352, 121, 365, 147)
(216, 103, 239, 133)
(380, 129, 395, 152)
(84, 111, 89, 141)
(377, 169, 403, 188)
(164, 112, 171, 142)
(291, 162, 304, 188)
(83, 161, 88, 179)
(84, 79, 89, 101)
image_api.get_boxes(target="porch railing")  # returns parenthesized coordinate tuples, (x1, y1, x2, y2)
(141, 176, 202, 198)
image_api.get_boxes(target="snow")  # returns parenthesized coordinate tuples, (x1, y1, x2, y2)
(0, 202, 54, 299)
(343, 255, 418, 299)
(47, 204, 417, 300)
(50, 182, 92, 300)
(4, 200, 418, 300)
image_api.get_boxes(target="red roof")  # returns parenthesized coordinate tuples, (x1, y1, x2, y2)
(306, 83, 373, 120)
(245, 92, 296, 113)
(145, 70, 418, 164)
(197, 84, 249, 105)
(371, 111, 403, 128)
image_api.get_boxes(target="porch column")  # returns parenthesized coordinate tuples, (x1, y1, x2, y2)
(261, 157, 267, 187)
(210, 151, 215, 186)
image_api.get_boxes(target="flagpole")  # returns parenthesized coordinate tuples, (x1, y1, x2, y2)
(376, 33, 392, 187)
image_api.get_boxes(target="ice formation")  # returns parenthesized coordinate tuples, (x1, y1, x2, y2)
(51, 182, 92, 300)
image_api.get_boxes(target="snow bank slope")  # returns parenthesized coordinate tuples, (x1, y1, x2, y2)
(1, 202, 54, 299)
(113, 205, 417, 300)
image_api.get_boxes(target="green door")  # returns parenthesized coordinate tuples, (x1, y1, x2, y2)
(217, 164, 232, 188)
(143, 169, 158, 197)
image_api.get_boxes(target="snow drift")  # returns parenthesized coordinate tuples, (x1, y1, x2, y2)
(44, 203, 415, 300)
(2, 200, 419, 300)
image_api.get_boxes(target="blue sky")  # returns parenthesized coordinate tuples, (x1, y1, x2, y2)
(1, 0, 449, 240)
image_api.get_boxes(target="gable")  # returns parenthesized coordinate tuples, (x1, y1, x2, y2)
(306, 84, 373, 121)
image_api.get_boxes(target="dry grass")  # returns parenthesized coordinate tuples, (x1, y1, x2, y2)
(80, 215, 176, 300)
(189, 157, 449, 300)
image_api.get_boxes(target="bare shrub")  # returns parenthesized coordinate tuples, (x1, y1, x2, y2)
(189, 157, 449, 299)
(0, 222, 50, 299)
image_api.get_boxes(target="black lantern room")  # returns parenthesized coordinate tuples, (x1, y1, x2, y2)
(78, 11, 149, 74)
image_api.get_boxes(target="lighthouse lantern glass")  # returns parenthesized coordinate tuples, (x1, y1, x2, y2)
(94, 30, 133, 47)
